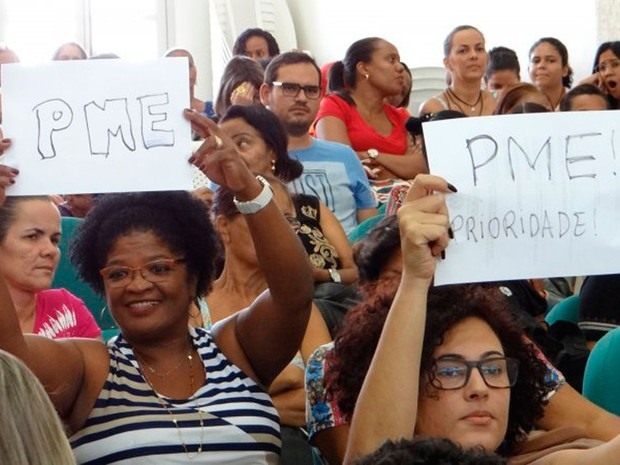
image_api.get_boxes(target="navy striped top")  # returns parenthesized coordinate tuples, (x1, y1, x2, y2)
(70, 327, 281, 464)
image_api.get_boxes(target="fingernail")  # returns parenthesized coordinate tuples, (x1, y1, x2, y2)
(447, 182, 458, 193)
(441, 250, 446, 260)
(2, 138, 10, 143)
(448, 227, 454, 239)
(9, 178, 15, 185)
(188, 155, 196, 164)
(10, 168, 19, 175)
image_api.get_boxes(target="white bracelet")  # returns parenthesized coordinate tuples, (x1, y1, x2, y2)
(233, 175, 273, 215)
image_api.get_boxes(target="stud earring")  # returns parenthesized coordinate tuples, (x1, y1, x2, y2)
(271, 159, 276, 173)
(364, 73, 369, 80)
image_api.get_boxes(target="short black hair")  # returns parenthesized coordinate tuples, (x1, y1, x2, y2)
(232, 28, 280, 58)
(559, 83, 610, 111)
(486, 46, 520, 81)
(263, 51, 321, 88)
(70, 191, 220, 297)
(354, 437, 507, 465)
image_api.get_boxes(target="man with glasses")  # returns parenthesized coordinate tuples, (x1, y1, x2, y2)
(260, 52, 377, 235)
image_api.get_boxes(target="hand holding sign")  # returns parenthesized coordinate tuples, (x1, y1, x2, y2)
(423, 111, 620, 285)
(1, 58, 193, 195)
(397, 174, 455, 283)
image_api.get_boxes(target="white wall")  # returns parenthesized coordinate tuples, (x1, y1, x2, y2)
(286, 0, 599, 83)
(166, 0, 213, 101)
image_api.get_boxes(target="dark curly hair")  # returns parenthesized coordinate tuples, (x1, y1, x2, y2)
(327, 283, 550, 456)
(70, 191, 220, 298)
(354, 437, 506, 465)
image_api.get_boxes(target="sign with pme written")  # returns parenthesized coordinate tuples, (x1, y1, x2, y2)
(1, 58, 193, 195)
(423, 111, 620, 285)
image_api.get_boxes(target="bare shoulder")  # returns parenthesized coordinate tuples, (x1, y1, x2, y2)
(419, 93, 446, 116)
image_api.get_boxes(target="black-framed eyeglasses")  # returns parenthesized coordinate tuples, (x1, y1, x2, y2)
(272, 81, 321, 99)
(595, 59, 620, 74)
(100, 258, 186, 288)
(430, 356, 520, 390)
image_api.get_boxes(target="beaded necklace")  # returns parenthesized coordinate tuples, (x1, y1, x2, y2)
(135, 341, 205, 458)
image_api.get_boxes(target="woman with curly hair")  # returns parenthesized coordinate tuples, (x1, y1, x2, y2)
(0, 112, 314, 464)
(345, 175, 620, 464)
(306, 187, 620, 465)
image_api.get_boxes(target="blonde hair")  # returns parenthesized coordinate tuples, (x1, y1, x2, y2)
(0, 350, 76, 465)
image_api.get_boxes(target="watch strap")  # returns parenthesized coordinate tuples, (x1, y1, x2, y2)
(233, 175, 273, 215)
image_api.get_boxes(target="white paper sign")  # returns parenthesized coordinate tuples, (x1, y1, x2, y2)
(1, 58, 193, 195)
(423, 111, 620, 285)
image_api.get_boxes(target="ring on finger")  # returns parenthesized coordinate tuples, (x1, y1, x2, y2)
(213, 135, 223, 150)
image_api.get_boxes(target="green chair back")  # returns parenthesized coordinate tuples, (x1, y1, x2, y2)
(52, 217, 119, 340)
(545, 294, 580, 325)
(582, 327, 620, 415)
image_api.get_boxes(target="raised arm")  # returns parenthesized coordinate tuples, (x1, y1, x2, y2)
(186, 109, 314, 387)
(0, 164, 89, 420)
(344, 174, 454, 463)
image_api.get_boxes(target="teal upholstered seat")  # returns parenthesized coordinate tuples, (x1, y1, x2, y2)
(582, 327, 620, 415)
(545, 294, 580, 325)
(52, 217, 119, 341)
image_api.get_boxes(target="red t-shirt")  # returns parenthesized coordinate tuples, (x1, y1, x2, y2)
(316, 93, 410, 155)
(33, 288, 102, 339)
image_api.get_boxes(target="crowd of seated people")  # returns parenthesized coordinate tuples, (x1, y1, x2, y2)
(0, 23, 618, 465)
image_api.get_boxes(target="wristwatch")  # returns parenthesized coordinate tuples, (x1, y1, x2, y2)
(367, 148, 379, 160)
(233, 175, 273, 215)
(328, 268, 342, 283)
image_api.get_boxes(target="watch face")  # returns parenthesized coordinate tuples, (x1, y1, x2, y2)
(329, 268, 342, 283)
(368, 149, 379, 159)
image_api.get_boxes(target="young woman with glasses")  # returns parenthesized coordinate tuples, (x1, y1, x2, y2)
(315, 37, 427, 182)
(305, 179, 620, 464)
(344, 175, 620, 465)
